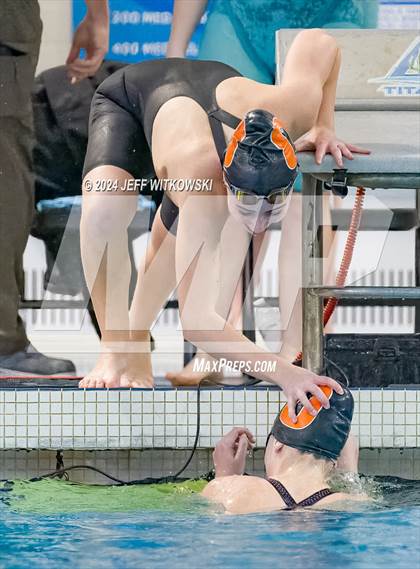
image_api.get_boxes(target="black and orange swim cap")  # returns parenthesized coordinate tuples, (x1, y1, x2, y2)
(270, 384, 354, 461)
(223, 109, 299, 197)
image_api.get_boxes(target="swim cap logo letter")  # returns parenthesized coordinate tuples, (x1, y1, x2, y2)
(224, 120, 246, 168)
(271, 118, 298, 169)
(279, 386, 333, 430)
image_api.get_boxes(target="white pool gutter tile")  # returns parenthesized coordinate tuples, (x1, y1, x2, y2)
(0, 387, 418, 450)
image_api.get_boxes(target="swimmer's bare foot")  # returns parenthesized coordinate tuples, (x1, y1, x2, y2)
(79, 351, 154, 388)
(166, 351, 223, 386)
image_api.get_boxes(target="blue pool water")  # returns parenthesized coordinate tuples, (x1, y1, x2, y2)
(1, 477, 419, 569)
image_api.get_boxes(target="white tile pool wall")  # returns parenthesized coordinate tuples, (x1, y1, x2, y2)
(0, 388, 418, 451)
(1, 448, 419, 483)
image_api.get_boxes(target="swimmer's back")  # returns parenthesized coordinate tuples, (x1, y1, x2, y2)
(96, 58, 242, 147)
(202, 475, 368, 514)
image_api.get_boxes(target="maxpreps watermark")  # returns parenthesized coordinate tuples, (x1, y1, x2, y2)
(84, 178, 213, 192)
(193, 358, 277, 374)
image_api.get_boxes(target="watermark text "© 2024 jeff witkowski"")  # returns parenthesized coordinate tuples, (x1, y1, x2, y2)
(84, 178, 213, 192)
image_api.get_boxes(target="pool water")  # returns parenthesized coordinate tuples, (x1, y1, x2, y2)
(1, 477, 419, 569)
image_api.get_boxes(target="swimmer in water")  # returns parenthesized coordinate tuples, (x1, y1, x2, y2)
(79, 29, 369, 415)
(202, 384, 367, 513)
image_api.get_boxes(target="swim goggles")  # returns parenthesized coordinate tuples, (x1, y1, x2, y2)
(226, 178, 295, 205)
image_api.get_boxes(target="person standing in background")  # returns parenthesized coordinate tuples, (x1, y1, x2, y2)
(167, 0, 378, 84)
(0, 0, 109, 376)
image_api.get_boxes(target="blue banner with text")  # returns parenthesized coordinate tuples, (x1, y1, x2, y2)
(72, 0, 207, 63)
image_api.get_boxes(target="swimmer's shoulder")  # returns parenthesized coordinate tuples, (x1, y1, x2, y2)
(202, 475, 285, 515)
(311, 491, 372, 510)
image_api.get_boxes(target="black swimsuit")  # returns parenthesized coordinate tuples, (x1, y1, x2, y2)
(83, 58, 242, 235)
(267, 478, 335, 510)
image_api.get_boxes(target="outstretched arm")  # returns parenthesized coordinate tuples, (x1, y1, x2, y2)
(336, 434, 359, 474)
(294, 38, 370, 165)
(175, 192, 343, 419)
(314, 40, 341, 134)
(67, 0, 109, 82)
(166, 0, 208, 58)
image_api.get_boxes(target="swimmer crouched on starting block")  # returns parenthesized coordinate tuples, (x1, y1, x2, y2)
(80, 29, 369, 420)
(202, 384, 367, 512)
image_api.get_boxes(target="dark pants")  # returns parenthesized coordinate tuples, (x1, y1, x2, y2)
(0, 38, 41, 353)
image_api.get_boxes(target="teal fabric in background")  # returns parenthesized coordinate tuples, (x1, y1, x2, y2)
(197, 0, 379, 192)
(199, 0, 379, 84)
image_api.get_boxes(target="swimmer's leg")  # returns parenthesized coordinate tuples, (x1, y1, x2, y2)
(129, 206, 178, 342)
(80, 165, 153, 388)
